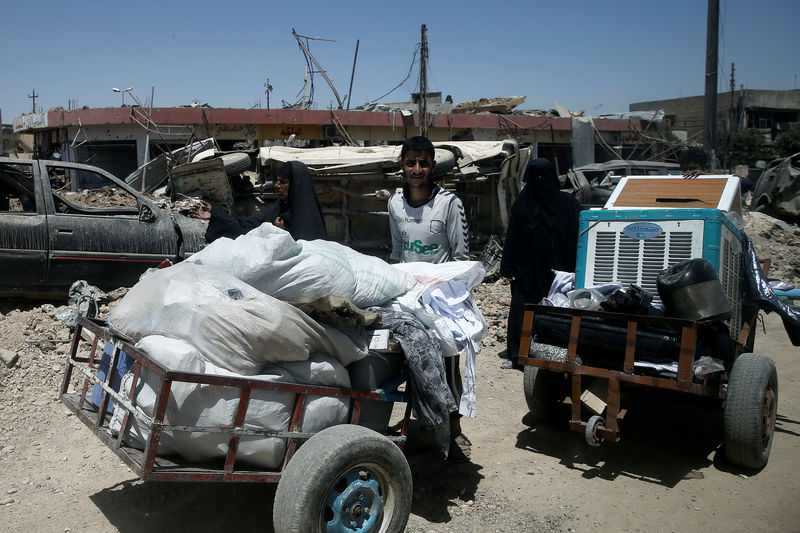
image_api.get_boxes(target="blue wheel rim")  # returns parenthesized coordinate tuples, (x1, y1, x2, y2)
(323, 468, 385, 533)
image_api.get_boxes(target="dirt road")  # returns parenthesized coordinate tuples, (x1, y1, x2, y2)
(1, 281, 798, 532)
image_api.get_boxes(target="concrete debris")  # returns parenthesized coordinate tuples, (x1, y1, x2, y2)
(452, 96, 526, 114)
(0, 348, 19, 368)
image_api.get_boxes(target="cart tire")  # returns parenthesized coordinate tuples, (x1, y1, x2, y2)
(723, 353, 778, 469)
(523, 365, 561, 422)
(273, 424, 412, 533)
(585, 415, 605, 447)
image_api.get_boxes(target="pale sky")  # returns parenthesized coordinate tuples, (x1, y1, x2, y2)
(2, 0, 798, 121)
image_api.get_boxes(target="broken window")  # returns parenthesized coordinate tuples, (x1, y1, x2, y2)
(47, 165, 139, 215)
(0, 162, 36, 212)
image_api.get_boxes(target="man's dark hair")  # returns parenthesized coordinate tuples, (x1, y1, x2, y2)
(400, 136, 436, 160)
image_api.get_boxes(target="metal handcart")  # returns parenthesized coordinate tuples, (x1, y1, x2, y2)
(60, 316, 414, 532)
(518, 301, 778, 469)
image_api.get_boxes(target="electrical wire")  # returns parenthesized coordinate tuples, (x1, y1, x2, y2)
(369, 43, 420, 103)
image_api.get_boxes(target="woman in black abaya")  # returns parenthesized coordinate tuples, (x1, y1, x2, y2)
(191, 161, 327, 242)
(499, 158, 581, 369)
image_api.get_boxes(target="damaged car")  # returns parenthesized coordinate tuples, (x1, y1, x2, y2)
(563, 159, 682, 208)
(750, 152, 800, 219)
(0, 157, 205, 299)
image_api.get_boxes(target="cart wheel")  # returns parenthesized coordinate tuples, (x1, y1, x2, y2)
(585, 415, 605, 447)
(723, 353, 778, 469)
(273, 424, 412, 533)
(523, 365, 562, 422)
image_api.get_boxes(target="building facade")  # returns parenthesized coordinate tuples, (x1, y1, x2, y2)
(630, 89, 800, 144)
(14, 105, 654, 179)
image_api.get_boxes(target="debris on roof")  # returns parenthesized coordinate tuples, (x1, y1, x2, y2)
(451, 96, 526, 114)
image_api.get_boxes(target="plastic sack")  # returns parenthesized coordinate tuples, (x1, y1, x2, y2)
(187, 223, 415, 308)
(108, 262, 367, 374)
(568, 288, 606, 311)
(110, 336, 350, 469)
(693, 356, 726, 378)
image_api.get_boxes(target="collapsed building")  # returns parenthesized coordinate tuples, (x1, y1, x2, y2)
(10, 100, 669, 257)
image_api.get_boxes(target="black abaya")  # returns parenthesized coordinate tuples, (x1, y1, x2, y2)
(205, 161, 327, 243)
(500, 158, 581, 362)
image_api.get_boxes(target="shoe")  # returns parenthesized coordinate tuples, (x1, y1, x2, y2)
(448, 433, 472, 463)
(453, 433, 472, 448)
(500, 359, 521, 370)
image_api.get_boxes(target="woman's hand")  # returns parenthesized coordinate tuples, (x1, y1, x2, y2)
(273, 216, 286, 230)
(188, 200, 212, 220)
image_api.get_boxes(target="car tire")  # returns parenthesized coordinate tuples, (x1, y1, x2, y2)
(220, 152, 251, 176)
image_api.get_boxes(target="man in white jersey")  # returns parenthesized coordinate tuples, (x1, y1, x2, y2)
(388, 137, 469, 264)
(388, 135, 472, 461)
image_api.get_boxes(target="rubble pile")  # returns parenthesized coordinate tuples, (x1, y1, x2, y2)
(744, 212, 800, 286)
(61, 186, 138, 208)
(473, 278, 512, 350)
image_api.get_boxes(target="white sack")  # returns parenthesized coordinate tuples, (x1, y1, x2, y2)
(187, 223, 415, 308)
(111, 336, 350, 469)
(108, 262, 367, 374)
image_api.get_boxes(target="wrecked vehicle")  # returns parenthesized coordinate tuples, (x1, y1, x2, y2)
(0, 157, 205, 298)
(750, 152, 800, 219)
(165, 140, 531, 264)
(563, 159, 682, 208)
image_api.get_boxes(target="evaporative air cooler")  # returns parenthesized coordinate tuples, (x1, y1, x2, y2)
(574, 175, 745, 336)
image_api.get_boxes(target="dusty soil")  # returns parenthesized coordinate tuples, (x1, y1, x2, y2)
(1, 212, 799, 532)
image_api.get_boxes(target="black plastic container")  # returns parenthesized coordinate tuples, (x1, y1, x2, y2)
(657, 258, 731, 321)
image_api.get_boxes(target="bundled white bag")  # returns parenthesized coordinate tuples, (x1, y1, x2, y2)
(187, 223, 415, 308)
(111, 335, 350, 469)
(108, 262, 367, 374)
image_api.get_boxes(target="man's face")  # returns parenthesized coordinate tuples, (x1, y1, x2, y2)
(401, 149, 435, 189)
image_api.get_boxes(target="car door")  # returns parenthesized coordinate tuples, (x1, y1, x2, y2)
(40, 161, 180, 293)
(0, 159, 48, 296)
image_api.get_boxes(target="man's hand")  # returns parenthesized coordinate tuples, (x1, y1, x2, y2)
(188, 200, 212, 220)
(273, 216, 286, 230)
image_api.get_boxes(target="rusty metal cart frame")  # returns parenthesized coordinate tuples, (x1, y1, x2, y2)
(60, 316, 414, 531)
(518, 301, 778, 469)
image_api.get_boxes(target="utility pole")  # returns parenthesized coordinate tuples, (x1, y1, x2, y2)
(346, 39, 360, 111)
(141, 86, 154, 192)
(704, 0, 719, 171)
(419, 24, 428, 137)
(28, 89, 38, 113)
(265, 79, 273, 116)
(728, 62, 735, 170)
(292, 29, 344, 110)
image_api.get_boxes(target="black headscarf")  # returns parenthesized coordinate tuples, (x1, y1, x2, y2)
(511, 158, 563, 231)
(205, 161, 327, 243)
(275, 161, 328, 240)
(500, 158, 581, 299)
